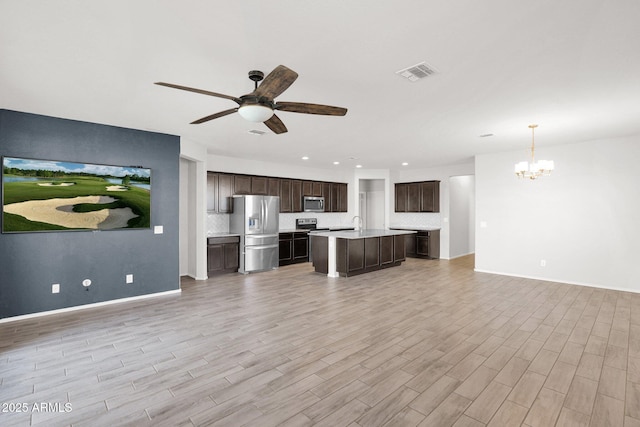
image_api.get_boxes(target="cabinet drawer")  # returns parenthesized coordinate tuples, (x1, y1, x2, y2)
(208, 236, 240, 245)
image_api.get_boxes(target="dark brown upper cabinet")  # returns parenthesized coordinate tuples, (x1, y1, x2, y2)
(407, 183, 421, 212)
(280, 179, 292, 213)
(291, 180, 302, 212)
(208, 171, 347, 214)
(267, 177, 280, 196)
(395, 183, 407, 212)
(207, 172, 234, 213)
(206, 173, 218, 212)
(395, 180, 440, 212)
(302, 180, 313, 197)
(420, 181, 440, 212)
(233, 175, 252, 195)
(312, 181, 323, 197)
(251, 176, 268, 195)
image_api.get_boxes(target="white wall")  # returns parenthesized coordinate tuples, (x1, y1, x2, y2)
(449, 175, 475, 259)
(180, 138, 208, 280)
(475, 134, 640, 292)
(392, 162, 475, 259)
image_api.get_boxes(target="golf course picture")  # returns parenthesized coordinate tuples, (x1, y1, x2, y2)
(2, 157, 151, 233)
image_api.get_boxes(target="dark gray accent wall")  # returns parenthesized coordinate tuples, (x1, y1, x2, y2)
(0, 110, 180, 319)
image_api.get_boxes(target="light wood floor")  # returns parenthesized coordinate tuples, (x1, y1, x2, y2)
(1, 256, 640, 427)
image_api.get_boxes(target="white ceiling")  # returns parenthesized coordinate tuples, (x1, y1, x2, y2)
(2, 0, 640, 171)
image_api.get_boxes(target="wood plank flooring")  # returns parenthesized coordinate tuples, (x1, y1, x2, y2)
(2, 255, 640, 426)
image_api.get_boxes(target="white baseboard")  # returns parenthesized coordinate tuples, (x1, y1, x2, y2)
(0, 289, 182, 324)
(473, 268, 640, 295)
(446, 252, 475, 260)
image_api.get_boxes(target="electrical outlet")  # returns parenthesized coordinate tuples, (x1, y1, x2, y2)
(126, 274, 134, 284)
(540, 259, 546, 267)
(52, 284, 60, 294)
(154, 225, 164, 234)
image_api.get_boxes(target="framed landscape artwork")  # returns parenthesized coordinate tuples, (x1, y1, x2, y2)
(2, 156, 151, 233)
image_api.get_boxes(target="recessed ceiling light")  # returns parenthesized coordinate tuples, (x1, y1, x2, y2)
(402, 162, 409, 166)
(479, 133, 494, 138)
(356, 165, 362, 168)
(333, 161, 340, 165)
(301, 156, 309, 160)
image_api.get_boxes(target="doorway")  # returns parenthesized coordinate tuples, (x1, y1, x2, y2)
(359, 179, 385, 229)
(449, 175, 475, 259)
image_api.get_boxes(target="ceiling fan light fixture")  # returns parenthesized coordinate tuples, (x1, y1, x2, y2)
(238, 104, 274, 122)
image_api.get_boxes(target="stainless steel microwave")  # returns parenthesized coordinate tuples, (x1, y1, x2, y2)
(303, 196, 325, 212)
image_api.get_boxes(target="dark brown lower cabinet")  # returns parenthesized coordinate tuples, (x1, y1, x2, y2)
(336, 235, 407, 277)
(279, 232, 309, 266)
(380, 235, 394, 266)
(207, 236, 240, 275)
(397, 229, 440, 259)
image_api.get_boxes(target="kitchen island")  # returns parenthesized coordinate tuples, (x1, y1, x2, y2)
(310, 229, 416, 277)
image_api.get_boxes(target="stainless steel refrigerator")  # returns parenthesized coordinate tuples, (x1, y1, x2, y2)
(229, 195, 280, 274)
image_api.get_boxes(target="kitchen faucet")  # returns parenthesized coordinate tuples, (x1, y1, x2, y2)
(352, 215, 363, 231)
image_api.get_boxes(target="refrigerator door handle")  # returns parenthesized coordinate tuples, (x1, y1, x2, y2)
(244, 244, 279, 251)
(262, 198, 267, 234)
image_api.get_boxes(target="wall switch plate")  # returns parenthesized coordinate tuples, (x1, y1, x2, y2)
(52, 284, 60, 294)
(540, 259, 546, 267)
(154, 225, 164, 234)
(126, 274, 134, 284)
(480, 221, 487, 228)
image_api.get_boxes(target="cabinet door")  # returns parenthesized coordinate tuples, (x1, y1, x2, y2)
(280, 179, 292, 213)
(251, 176, 268, 195)
(223, 242, 239, 270)
(364, 237, 380, 268)
(322, 182, 332, 205)
(279, 237, 293, 263)
(347, 239, 365, 273)
(405, 233, 416, 257)
(207, 244, 224, 273)
(420, 181, 440, 212)
(337, 183, 348, 212)
(330, 183, 340, 212)
(380, 236, 394, 265)
(407, 183, 420, 212)
(416, 233, 430, 256)
(395, 184, 407, 212)
(394, 235, 406, 262)
(293, 235, 309, 260)
(292, 180, 302, 212)
(218, 174, 234, 213)
(312, 181, 323, 197)
(302, 181, 313, 197)
(234, 175, 252, 195)
(267, 177, 280, 196)
(428, 230, 440, 259)
(207, 173, 218, 212)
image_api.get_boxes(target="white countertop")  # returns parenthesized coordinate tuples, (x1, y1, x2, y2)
(207, 233, 241, 238)
(310, 229, 417, 239)
(388, 226, 441, 231)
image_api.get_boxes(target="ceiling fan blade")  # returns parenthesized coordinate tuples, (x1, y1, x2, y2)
(190, 108, 238, 124)
(264, 114, 288, 134)
(253, 65, 299, 100)
(155, 82, 240, 103)
(275, 102, 347, 116)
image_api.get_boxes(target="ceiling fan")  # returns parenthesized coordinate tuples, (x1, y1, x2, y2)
(155, 65, 347, 134)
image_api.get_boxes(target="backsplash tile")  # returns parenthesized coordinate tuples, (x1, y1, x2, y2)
(207, 213, 229, 235)
(388, 212, 441, 228)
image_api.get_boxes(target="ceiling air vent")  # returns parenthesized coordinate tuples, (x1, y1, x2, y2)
(396, 62, 438, 82)
(247, 129, 266, 136)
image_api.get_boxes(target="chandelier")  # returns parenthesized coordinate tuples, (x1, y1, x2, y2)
(515, 124, 554, 180)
